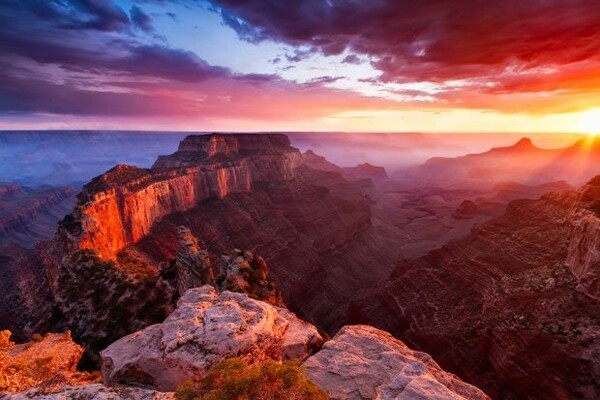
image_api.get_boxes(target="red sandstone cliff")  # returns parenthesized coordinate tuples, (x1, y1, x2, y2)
(64, 134, 302, 261)
(41, 134, 403, 361)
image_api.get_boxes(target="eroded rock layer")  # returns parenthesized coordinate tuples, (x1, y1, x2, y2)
(0, 331, 93, 395)
(65, 134, 302, 261)
(0, 244, 61, 341)
(349, 178, 600, 400)
(0, 184, 75, 248)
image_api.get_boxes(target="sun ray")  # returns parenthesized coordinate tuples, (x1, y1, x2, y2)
(578, 109, 600, 137)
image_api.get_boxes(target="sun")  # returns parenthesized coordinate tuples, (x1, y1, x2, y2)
(578, 109, 600, 137)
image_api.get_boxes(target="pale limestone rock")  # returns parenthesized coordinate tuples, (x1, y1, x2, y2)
(304, 325, 489, 400)
(101, 285, 322, 391)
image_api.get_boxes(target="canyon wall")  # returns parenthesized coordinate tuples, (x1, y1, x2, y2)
(566, 176, 600, 300)
(0, 185, 75, 247)
(70, 134, 303, 260)
(349, 179, 600, 400)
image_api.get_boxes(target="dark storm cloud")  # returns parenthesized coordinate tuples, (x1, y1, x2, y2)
(211, 0, 600, 88)
(117, 45, 229, 82)
(0, 0, 265, 115)
(341, 54, 361, 65)
(0, 73, 181, 116)
(0, 1, 227, 82)
(130, 5, 154, 32)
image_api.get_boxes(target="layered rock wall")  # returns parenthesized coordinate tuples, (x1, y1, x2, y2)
(69, 134, 303, 260)
(0, 186, 75, 237)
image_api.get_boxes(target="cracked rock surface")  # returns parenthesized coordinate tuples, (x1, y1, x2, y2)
(100, 285, 323, 391)
(304, 325, 489, 400)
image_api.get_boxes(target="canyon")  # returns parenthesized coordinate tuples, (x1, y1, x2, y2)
(348, 176, 600, 399)
(402, 137, 600, 187)
(0, 184, 75, 248)
(1, 287, 486, 400)
(1, 132, 598, 399)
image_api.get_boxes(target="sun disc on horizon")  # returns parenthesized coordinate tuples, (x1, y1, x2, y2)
(578, 109, 600, 137)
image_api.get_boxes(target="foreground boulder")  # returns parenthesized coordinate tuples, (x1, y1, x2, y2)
(0, 331, 93, 395)
(304, 325, 489, 400)
(101, 285, 323, 391)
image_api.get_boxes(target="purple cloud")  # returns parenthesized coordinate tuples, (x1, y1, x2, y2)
(130, 5, 154, 32)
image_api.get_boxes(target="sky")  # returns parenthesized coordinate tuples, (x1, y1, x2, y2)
(1, 0, 600, 133)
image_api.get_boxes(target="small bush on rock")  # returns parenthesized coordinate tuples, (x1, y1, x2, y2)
(175, 358, 327, 400)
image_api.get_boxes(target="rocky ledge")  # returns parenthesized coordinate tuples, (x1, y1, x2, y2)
(3, 288, 488, 399)
(99, 287, 487, 399)
(100, 285, 323, 391)
(305, 325, 489, 400)
(0, 330, 94, 395)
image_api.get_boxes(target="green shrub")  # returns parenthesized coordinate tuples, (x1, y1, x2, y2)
(175, 358, 327, 400)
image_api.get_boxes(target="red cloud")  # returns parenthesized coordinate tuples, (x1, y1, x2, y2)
(214, 0, 600, 112)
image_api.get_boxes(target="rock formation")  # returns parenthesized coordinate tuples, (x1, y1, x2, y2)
(342, 163, 388, 179)
(305, 325, 489, 400)
(0, 331, 94, 395)
(32, 133, 583, 383)
(218, 248, 284, 307)
(349, 177, 600, 399)
(405, 137, 600, 188)
(37, 134, 411, 360)
(174, 226, 213, 295)
(62, 134, 302, 262)
(46, 247, 175, 363)
(101, 285, 323, 391)
(302, 149, 343, 172)
(0, 244, 61, 342)
(566, 176, 600, 300)
(452, 199, 482, 219)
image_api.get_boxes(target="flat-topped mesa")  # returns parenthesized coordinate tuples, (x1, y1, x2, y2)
(153, 133, 300, 169)
(64, 134, 304, 261)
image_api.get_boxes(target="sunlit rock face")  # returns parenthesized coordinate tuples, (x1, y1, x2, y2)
(64, 134, 303, 262)
(39, 134, 400, 363)
(0, 331, 92, 395)
(100, 286, 323, 391)
(349, 177, 600, 400)
(153, 133, 301, 168)
(304, 325, 489, 400)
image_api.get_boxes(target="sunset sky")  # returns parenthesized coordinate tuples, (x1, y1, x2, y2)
(1, 0, 600, 133)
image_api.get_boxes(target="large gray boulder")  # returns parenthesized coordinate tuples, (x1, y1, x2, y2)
(101, 285, 323, 391)
(304, 325, 489, 400)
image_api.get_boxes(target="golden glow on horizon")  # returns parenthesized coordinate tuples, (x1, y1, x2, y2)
(578, 109, 600, 136)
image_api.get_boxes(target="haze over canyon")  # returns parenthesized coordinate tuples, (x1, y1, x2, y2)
(2, 0, 600, 399)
